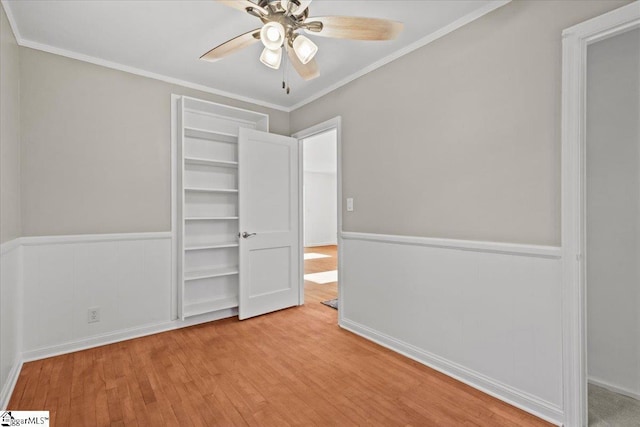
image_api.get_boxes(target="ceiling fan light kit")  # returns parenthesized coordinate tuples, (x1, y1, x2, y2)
(292, 35, 317, 65)
(260, 46, 282, 69)
(202, 0, 403, 86)
(260, 21, 286, 50)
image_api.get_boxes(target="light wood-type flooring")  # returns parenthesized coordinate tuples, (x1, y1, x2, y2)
(304, 245, 338, 305)
(9, 245, 551, 426)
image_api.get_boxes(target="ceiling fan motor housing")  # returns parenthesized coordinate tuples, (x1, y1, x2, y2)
(259, 0, 309, 19)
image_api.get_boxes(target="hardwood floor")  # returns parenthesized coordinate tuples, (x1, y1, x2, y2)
(304, 245, 338, 305)
(9, 245, 551, 426)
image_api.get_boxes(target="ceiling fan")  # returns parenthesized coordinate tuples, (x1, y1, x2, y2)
(200, 0, 403, 83)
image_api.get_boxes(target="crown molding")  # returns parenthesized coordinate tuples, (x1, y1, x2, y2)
(2, 0, 510, 114)
(288, 0, 511, 112)
(1, 0, 22, 41)
(1, 0, 290, 112)
(18, 38, 291, 112)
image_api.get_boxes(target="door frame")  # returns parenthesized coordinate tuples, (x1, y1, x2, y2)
(292, 117, 343, 316)
(561, 3, 640, 426)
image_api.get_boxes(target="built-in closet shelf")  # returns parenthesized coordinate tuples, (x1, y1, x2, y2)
(177, 95, 269, 321)
(184, 188, 238, 194)
(184, 157, 238, 168)
(184, 217, 239, 221)
(184, 296, 239, 318)
(184, 127, 238, 143)
(184, 242, 239, 251)
(184, 266, 240, 281)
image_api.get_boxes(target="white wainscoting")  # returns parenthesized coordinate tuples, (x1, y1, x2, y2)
(0, 239, 23, 409)
(339, 232, 564, 425)
(1, 232, 238, 407)
(20, 232, 176, 359)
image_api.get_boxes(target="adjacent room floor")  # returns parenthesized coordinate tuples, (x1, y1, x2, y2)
(304, 245, 338, 306)
(8, 245, 550, 426)
(589, 384, 640, 426)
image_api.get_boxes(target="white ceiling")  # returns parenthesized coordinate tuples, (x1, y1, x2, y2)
(4, 0, 505, 111)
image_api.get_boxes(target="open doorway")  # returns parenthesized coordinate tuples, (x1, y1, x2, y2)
(585, 27, 640, 426)
(561, 4, 639, 425)
(302, 129, 338, 308)
(293, 118, 342, 313)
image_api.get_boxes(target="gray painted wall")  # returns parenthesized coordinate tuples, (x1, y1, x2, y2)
(290, 0, 629, 246)
(0, 4, 21, 244)
(0, 3, 21, 407)
(19, 48, 289, 237)
(586, 28, 640, 397)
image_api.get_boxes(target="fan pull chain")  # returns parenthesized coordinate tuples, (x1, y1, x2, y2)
(281, 48, 290, 95)
(285, 50, 291, 95)
(282, 49, 286, 89)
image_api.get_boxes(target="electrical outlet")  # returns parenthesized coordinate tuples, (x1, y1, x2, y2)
(88, 307, 100, 323)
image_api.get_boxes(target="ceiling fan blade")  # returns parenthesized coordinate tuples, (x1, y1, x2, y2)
(286, 44, 319, 81)
(304, 16, 403, 40)
(216, 0, 268, 15)
(200, 29, 261, 62)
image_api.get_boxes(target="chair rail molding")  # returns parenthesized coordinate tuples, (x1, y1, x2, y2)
(340, 231, 561, 258)
(19, 231, 172, 246)
(561, 3, 640, 426)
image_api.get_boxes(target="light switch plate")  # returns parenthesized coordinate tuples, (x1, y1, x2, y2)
(346, 198, 354, 212)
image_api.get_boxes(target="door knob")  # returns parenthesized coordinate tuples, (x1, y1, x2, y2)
(241, 232, 257, 239)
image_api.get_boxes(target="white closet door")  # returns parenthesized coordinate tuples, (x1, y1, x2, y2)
(238, 128, 300, 320)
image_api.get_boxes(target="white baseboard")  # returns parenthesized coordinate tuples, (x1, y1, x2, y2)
(0, 359, 23, 410)
(22, 308, 237, 362)
(340, 317, 563, 426)
(589, 377, 640, 401)
(5, 308, 236, 407)
(2, 231, 239, 407)
(21, 232, 174, 354)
